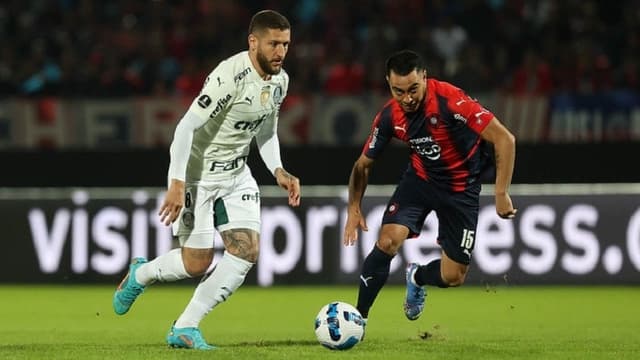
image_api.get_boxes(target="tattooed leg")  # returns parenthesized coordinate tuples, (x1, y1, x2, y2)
(174, 229, 257, 329)
(221, 228, 260, 263)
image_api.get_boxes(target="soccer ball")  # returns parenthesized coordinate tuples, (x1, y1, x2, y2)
(314, 301, 365, 350)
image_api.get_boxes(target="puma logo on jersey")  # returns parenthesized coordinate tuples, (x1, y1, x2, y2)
(244, 96, 254, 105)
(394, 126, 406, 133)
(475, 109, 491, 121)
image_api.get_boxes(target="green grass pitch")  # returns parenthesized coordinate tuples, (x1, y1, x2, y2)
(0, 284, 638, 359)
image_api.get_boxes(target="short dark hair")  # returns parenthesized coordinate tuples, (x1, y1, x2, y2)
(385, 50, 426, 77)
(248, 10, 290, 34)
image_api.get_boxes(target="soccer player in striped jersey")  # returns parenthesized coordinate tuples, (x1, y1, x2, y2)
(344, 49, 517, 324)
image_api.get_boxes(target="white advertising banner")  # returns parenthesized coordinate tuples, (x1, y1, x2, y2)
(1, 184, 639, 286)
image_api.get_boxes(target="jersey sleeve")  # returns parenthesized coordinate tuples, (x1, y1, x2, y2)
(362, 109, 393, 159)
(188, 64, 237, 121)
(280, 71, 289, 101)
(255, 72, 288, 176)
(445, 84, 495, 134)
(167, 110, 206, 182)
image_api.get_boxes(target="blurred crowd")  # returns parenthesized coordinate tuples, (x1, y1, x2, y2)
(1, 0, 639, 98)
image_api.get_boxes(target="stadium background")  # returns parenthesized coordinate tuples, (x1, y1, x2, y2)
(1, 0, 639, 286)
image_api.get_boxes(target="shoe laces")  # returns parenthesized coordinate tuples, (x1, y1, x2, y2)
(119, 282, 144, 303)
(415, 289, 424, 301)
(409, 286, 424, 304)
(191, 329, 206, 342)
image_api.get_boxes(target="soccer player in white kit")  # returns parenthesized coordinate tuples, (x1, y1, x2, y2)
(112, 10, 301, 350)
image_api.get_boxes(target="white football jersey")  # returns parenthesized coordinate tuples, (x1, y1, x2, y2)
(183, 51, 288, 182)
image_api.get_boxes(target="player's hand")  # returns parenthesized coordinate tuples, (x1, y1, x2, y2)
(275, 168, 301, 207)
(496, 192, 517, 219)
(343, 207, 368, 246)
(159, 179, 185, 226)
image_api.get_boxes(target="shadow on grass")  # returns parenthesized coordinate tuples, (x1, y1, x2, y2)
(0, 343, 162, 351)
(0, 340, 319, 354)
(225, 339, 319, 348)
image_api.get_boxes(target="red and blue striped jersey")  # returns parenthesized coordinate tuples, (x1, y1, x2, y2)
(362, 79, 495, 192)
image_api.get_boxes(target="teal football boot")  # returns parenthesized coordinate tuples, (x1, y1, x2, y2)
(167, 323, 216, 350)
(113, 257, 147, 315)
(403, 263, 426, 320)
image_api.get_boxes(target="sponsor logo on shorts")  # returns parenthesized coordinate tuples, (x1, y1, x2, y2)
(241, 192, 260, 202)
(182, 211, 194, 228)
(387, 202, 399, 215)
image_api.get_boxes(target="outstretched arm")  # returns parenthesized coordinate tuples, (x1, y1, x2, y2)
(481, 117, 517, 219)
(344, 154, 375, 246)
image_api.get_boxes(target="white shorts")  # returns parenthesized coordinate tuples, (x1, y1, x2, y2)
(172, 168, 261, 249)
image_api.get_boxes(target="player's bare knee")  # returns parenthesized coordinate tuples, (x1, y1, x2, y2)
(375, 239, 398, 255)
(182, 259, 210, 276)
(441, 269, 467, 287)
(181, 248, 214, 276)
(376, 234, 405, 255)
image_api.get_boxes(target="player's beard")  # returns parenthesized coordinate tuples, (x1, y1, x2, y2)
(256, 51, 282, 75)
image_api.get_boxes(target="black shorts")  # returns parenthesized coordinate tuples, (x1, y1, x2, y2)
(381, 172, 480, 265)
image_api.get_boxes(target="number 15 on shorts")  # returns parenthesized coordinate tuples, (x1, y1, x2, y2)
(460, 229, 475, 250)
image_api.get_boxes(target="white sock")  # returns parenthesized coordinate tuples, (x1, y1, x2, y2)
(135, 248, 191, 285)
(174, 251, 253, 328)
(410, 270, 419, 287)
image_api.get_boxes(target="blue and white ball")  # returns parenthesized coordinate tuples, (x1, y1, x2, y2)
(314, 301, 365, 350)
